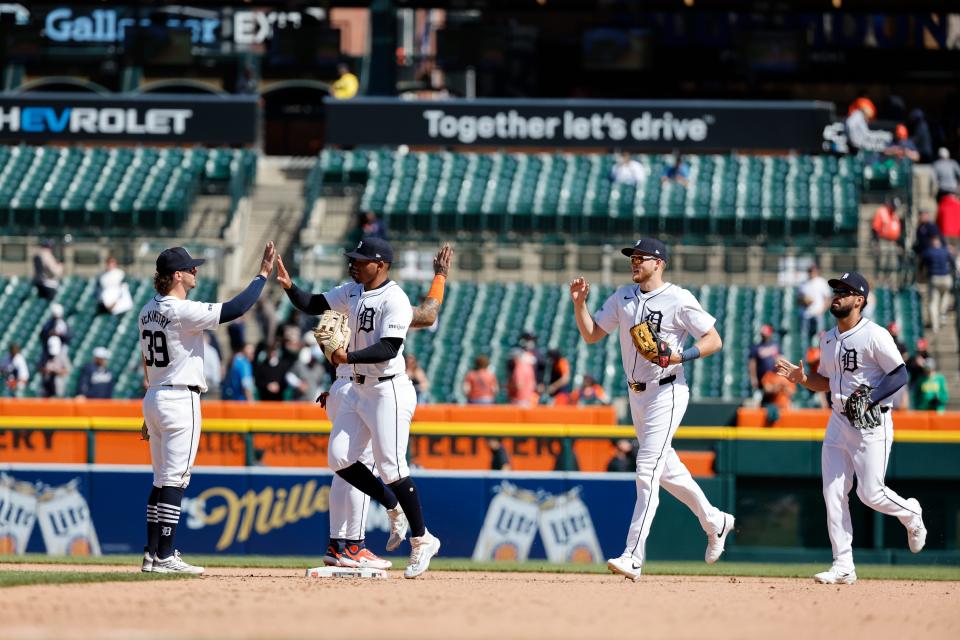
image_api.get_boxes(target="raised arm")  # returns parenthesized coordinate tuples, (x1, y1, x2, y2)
(412, 244, 452, 328)
(220, 242, 276, 323)
(276, 255, 330, 315)
(570, 277, 607, 344)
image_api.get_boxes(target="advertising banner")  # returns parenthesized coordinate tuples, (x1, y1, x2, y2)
(0, 465, 724, 562)
(0, 93, 257, 144)
(325, 98, 834, 152)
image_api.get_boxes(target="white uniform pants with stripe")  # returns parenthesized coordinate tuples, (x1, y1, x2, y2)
(142, 387, 202, 489)
(622, 382, 722, 563)
(326, 377, 377, 540)
(822, 411, 920, 572)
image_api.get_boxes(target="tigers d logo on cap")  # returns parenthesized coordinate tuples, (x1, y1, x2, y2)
(345, 237, 394, 263)
(620, 238, 669, 262)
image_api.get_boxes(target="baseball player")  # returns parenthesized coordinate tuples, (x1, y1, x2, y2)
(277, 239, 446, 578)
(775, 271, 927, 584)
(570, 238, 735, 582)
(139, 243, 277, 574)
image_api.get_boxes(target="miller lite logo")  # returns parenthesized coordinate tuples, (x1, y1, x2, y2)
(644, 310, 663, 332)
(842, 348, 859, 373)
(358, 308, 376, 332)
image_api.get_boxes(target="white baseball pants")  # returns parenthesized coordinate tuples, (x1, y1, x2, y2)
(142, 387, 202, 489)
(821, 411, 920, 571)
(622, 382, 723, 563)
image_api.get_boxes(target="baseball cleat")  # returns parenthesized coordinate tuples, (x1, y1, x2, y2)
(323, 542, 345, 567)
(152, 550, 204, 575)
(404, 530, 440, 579)
(705, 512, 735, 564)
(606, 554, 643, 582)
(386, 505, 409, 552)
(813, 567, 857, 585)
(140, 548, 155, 573)
(906, 498, 927, 553)
(341, 544, 392, 570)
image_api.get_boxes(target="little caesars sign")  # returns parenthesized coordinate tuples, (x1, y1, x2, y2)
(326, 99, 834, 151)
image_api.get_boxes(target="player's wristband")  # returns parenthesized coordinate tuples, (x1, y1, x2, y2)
(426, 274, 446, 304)
(680, 346, 701, 363)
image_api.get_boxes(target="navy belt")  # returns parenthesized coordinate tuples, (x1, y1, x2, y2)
(341, 375, 396, 385)
(162, 384, 201, 394)
(628, 375, 676, 393)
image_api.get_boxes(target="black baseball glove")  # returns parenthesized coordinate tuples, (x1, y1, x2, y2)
(843, 384, 882, 430)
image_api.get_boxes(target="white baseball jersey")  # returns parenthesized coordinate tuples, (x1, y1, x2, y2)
(138, 295, 221, 392)
(817, 318, 905, 415)
(593, 282, 716, 384)
(324, 280, 412, 377)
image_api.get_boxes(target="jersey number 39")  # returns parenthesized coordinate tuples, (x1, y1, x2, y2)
(142, 330, 171, 367)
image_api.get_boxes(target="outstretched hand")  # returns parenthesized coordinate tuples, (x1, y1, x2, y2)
(434, 244, 452, 277)
(259, 242, 277, 278)
(569, 277, 590, 306)
(276, 256, 292, 290)
(775, 357, 806, 385)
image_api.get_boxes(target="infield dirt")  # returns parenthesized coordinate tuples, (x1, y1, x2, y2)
(1, 564, 958, 640)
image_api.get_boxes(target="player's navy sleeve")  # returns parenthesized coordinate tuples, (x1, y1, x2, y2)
(219, 276, 266, 324)
(869, 364, 909, 407)
(284, 283, 331, 315)
(346, 337, 403, 364)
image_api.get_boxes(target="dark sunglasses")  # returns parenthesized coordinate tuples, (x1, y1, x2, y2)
(179, 267, 198, 275)
(831, 288, 858, 298)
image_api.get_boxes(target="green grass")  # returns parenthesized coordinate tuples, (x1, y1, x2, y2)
(3, 555, 959, 581)
(0, 570, 193, 588)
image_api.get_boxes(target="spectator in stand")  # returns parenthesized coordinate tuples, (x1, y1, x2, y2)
(568, 374, 610, 406)
(908, 109, 934, 163)
(905, 337, 931, 388)
(913, 357, 948, 413)
(937, 192, 960, 249)
(361, 211, 388, 240)
(255, 298, 279, 350)
(96, 256, 133, 315)
(660, 155, 690, 186)
(40, 336, 70, 398)
(934, 148, 960, 202)
(610, 152, 648, 187)
(331, 62, 359, 99)
(518, 332, 547, 393)
(506, 348, 539, 407)
(1, 343, 29, 397)
(223, 344, 255, 401)
(463, 355, 499, 404)
(797, 264, 832, 342)
(227, 320, 247, 353)
(254, 342, 292, 402)
(405, 353, 431, 404)
(920, 236, 955, 333)
(748, 324, 780, 393)
(886, 322, 909, 361)
(76, 347, 115, 399)
(607, 439, 637, 473)
(913, 209, 944, 270)
(202, 331, 223, 399)
(760, 369, 797, 426)
(40, 303, 71, 362)
(883, 124, 920, 162)
(845, 97, 889, 154)
(32, 239, 63, 302)
(286, 344, 328, 402)
(805, 336, 829, 408)
(545, 348, 572, 404)
(871, 197, 904, 283)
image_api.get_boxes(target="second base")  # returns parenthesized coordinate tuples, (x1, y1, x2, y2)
(305, 566, 388, 579)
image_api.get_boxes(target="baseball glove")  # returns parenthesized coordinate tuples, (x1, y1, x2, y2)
(313, 310, 351, 363)
(630, 321, 672, 368)
(843, 384, 882, 430)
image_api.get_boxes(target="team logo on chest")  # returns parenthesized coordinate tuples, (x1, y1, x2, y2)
(644, 310, 663, 332)
(358, 307, 376, 332)
(841, 348, 859, 372)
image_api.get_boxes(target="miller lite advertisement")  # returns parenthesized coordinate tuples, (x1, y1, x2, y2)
(0, 473, 101, 556)
(0, 472, 38, 554)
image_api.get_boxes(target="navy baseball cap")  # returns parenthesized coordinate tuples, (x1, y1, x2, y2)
(828, 271, 870, 299)
(156, 247, 205, 274)
(345, 237, 394, 263)
(621, 238, 669, 262)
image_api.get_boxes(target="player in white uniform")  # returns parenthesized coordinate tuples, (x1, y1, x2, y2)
(139, 243, 276, 574)
(570, 238, 735, 582)
(278, 245, 451, 571)
(775, 272, 927, 584)
(278, 238, 441, 578)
